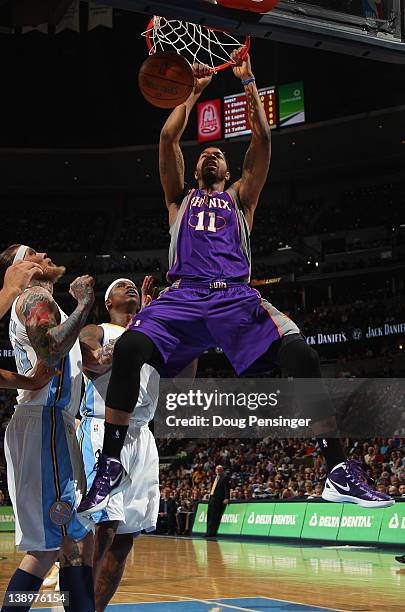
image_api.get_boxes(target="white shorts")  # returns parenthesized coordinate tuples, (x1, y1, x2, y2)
(78, 417, 159, 535)
(5, 405, 92, 551)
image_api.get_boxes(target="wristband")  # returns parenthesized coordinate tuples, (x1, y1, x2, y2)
(241, 77, 255, 86)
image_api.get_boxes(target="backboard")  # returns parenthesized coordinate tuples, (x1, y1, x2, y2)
(103, 0, 405, 63)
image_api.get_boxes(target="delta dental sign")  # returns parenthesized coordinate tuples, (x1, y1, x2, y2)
(192, 501, 405, 544)
(305, 321, 405, 346)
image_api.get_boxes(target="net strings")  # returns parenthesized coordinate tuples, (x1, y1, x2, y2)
(143, 17, 245, 70)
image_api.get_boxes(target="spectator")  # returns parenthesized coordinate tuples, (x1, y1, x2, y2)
(192, 464, 206, 487)
(157, 488, 177, 536)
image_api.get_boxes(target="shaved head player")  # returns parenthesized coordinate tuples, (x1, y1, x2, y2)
(79, 50, 393, 516)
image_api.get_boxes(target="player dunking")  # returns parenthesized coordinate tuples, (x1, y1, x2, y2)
(79, 50, 392, 515)
(0, 244, 96, 612)
(78, 277, 160, 612)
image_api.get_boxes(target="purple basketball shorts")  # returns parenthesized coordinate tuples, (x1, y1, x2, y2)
(129, 282, 299, 377)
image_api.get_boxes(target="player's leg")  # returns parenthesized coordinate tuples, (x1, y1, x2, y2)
(94, 533, 134, 612)
(1, 552, 58, 612)
(93, 521, 119, 586)
(50, 410, 96, 611)
(2, 408, 69, 611)
(275, 335, 393, 508)
(94, 426, 158, 609)
(273, 335, 346, 469)
(59, 532, 95, 612)
(78, 331, 162, 515)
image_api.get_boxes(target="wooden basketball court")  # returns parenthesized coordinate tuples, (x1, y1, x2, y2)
(1, 533, 405, 611)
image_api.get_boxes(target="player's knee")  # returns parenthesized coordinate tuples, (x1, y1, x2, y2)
(113, 331, 144, 370)
(110, 534, 133, 562)
(114, 331, 157, 370)
(286, 341, 321, 378)
(303, 346, 321, 377)
(60, 533, 93, 567)
(95, 522, 119, 558)
(22, 550, 59, 578)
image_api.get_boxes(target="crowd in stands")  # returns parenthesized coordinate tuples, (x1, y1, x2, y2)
(298, 295, 405, 335)
(0, 205, 110, 253)
(0, 184, 401, 311)
(60, 255, 163, 279)
(113, 211, 170, 251)
(312, 182, 405, 234)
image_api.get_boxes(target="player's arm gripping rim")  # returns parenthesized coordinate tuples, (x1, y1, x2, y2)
(230, 49, 271, 231)
(159, 64, 213, 223)
(16, 275, 95, 368)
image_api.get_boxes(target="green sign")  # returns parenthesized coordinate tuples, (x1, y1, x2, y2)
(337, 505, 383, 543)
(241, 503, 274, 537)
(192, 503, 208, 534)
(301, 503, 343, 541)
(269, 502, 306, 538)
(379, 504, 405, 544)
(192, 500, 405, 545)
(218, 503, 247, 536)
(0, 506, 15, 532)
(279, 81, 305, 128)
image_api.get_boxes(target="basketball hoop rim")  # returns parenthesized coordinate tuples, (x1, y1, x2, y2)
(145, 16, 251, 73)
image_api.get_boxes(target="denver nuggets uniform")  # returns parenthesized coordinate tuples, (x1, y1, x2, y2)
(5, 293, 90, 551)
(78, 323, 160, 534)
(129, 187, 299, 376)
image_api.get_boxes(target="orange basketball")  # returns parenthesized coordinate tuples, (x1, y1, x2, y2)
(138, 52, 195, 109)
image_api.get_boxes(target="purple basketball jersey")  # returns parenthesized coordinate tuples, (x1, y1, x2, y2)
(167, 187, 251, 283)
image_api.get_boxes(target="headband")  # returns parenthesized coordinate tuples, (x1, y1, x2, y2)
(12, 245, 29, 264)
(104, 278, 138, 303)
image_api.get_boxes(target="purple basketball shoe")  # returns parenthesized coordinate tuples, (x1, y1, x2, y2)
(77, 452, 126, 516)
(322, 459, 394, 508)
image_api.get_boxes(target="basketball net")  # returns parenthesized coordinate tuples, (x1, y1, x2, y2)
(144, 16, 250, 73)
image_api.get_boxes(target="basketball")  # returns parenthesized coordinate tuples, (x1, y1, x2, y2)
(138, 52, 195, 109)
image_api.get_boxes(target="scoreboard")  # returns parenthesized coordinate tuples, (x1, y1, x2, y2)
(224, 86, 277, 139)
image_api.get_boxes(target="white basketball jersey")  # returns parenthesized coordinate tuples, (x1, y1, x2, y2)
(80, 323, 160, 426)
(9, 292, 83, 418)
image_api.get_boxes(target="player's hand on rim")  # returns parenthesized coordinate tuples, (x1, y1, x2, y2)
(231, 47, 253, 81)
(192, 62, 213, 95)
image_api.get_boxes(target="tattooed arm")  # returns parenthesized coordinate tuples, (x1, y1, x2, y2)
(160, 65, 212, 222)
(80, 324, 115, 379)
(230, 50, 271, 231)
(16, 275, 95, 368)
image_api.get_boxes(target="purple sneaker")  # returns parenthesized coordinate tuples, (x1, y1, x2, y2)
(77, 452, 125, 517)
(322, 459, 394, 508)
